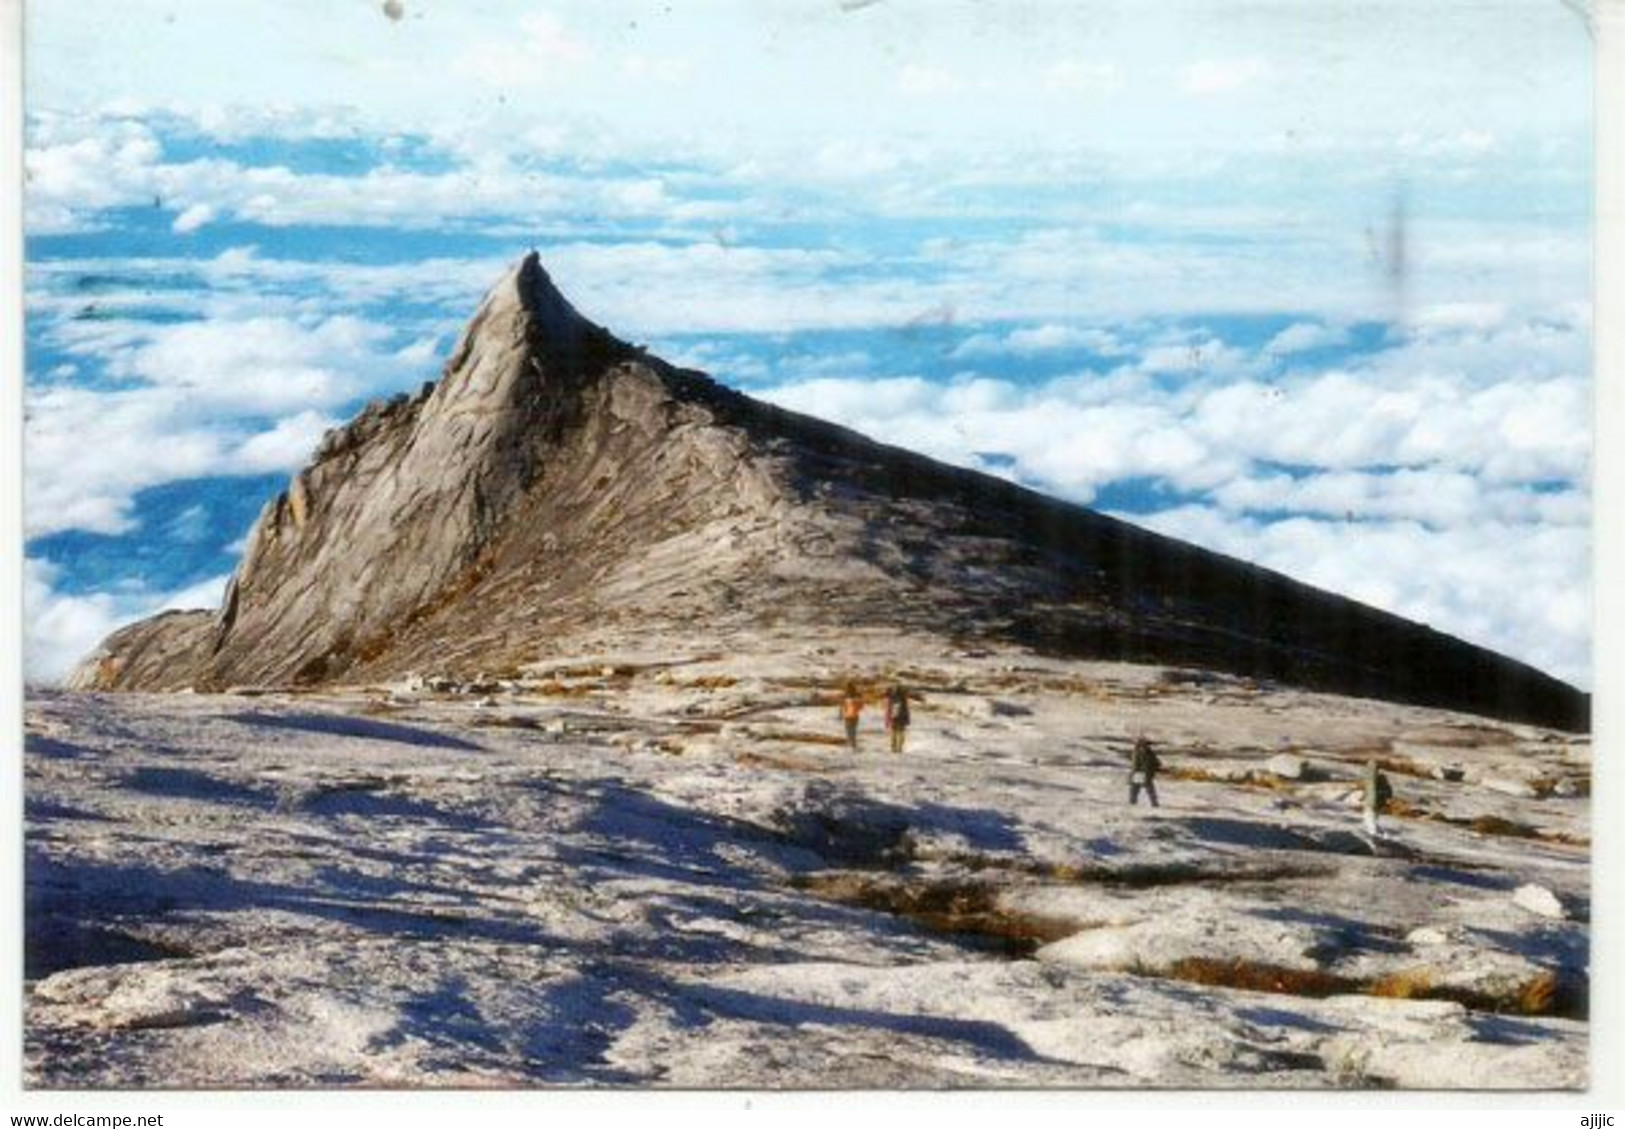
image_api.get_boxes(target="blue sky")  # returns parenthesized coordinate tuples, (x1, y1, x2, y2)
(20, 0, 1593, 687)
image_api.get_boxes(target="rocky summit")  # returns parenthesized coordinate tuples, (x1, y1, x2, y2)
(70, 252, 1585, 733)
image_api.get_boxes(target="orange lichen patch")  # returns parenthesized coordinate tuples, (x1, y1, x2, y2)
(1374, 755, 1434, 780)
(679, 675, 740, 690)
(1528, 775, 1591, 799)
(1368, 969, 1434, 1000)
(792, 872, 1077, 955)
(1426, 970, 1587, 1021)
(1379, 801, 1588, 849)
(1134, 958, 1585, 1020)
(526, 680, 596, 698)
(1517, 970, 1562, 1015)
(1466, 814, 1542, 840)
(1154, 957, 1354, 998)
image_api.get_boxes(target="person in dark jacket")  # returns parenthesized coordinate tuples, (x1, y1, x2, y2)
(1129, 736, 1161, 807)
(1363, 758, 1393, 838)
(884, 684, 911, 754)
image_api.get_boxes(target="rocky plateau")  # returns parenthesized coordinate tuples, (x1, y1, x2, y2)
(26, 646, 1590, 1088)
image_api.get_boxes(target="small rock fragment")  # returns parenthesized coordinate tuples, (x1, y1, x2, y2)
(1512, 883, 1567, 920)
(1265, 753, 1307, 780)
(1483, 776, 1538, 800)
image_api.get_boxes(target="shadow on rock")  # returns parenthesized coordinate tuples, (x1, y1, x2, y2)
(770, 781, 1026, 867)
(124, 766, 277, 810)
(230, 710, 485, 751)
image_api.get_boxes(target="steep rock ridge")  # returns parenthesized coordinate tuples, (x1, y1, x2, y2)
(71, 253, 1588, 731)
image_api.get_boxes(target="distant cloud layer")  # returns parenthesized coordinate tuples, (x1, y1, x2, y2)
(19, 3, 1592, 688)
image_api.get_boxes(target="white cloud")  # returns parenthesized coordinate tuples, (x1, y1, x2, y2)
(82, 314, 402, 413)
(24, 558, 233, 685)
(1189, 366, 1588, 484)
(25, 111, 755, 235)
(757, 310, 1588, 502)
(1042, 61, 1120, 95)
(26, 311, 418, 537)
(233, 410, 341, 473)
(757, 372, 1225, 503)
(1209, 468, 1587, 530)
(451, 13, 591, 86)
(24, 558, 124, 685)
(951, 324, 1127, 360)
(896, 64, 960, 96)
(171, 202, 216, 233)
(620, 54, 693, 84)
(1409, 302, 1507, 333)
(24, 0, 1589, 163)
(1397, 129, 1499, 158)
(158, 573, 232, 613)
(1264, 322, 1351, 355)
(812, 141, 903, 180)
(764, 376, 939, 423)
(19, 109, 1589, 340)
(1137, 337, 1258, 379)
(24, 117, 164, 230)
(1182, 58, 1271, 95)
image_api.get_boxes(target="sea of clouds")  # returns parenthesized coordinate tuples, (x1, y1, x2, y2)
(21, 95, 1592, 687)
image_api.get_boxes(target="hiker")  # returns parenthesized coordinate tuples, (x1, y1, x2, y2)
(1129, 736, 1161, 807)
(884, 683, 911, 754)
(839, 682, 864, 751)
(1364, 758, 1393, 838)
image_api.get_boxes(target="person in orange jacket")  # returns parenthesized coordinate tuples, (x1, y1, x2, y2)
(839, 682, 864, 751)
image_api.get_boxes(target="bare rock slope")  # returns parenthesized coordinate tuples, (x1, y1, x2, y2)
(72, 253, 1587, 732)
(24, 652, 1591, 1088)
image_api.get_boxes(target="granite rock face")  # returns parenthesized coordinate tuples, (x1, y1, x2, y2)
(71, 253, 1588, 731)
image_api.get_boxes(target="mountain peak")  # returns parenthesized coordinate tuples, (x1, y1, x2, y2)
(437, 252, 611, 400)
(71, 252, 1589, 732)
(511, 248, 593, 347)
